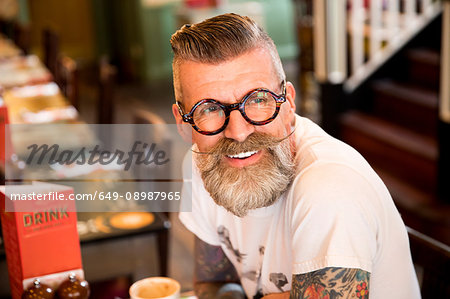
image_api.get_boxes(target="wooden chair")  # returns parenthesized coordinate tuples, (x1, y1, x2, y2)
(134, 109, 167, 141)
(134, 109, 173, 277)
(133, 109, 172, 197)
(43, 29, 60, 76)
(57, 56, 79, 110)
(407, 226, 450, 298)
(98, 57, 117, 124)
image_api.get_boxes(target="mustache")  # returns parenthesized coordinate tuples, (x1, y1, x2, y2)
(192, 126, 296, 156)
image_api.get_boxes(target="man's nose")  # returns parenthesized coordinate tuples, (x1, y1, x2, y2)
(224, 110, 255, 142)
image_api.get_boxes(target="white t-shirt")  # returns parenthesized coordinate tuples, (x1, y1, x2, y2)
(179, 115, 421, 298)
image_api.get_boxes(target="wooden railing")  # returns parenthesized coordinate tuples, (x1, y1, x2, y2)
(312, 0, 450, 200)
(313, 0, 443, 91)
(438, 0, 450, 201)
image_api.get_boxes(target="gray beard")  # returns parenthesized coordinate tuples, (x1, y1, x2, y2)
(195, 133, 295, 217)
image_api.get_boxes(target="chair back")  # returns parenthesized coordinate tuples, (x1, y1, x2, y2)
(13, 22, 30, 54)
(134, 109, 167, 143)
(43, 29, 60, 75)
(133, 109, 172, 216)
(57, 56, 79, 110)
(98, 57, 117, 124)
(407, 226, 450, 298)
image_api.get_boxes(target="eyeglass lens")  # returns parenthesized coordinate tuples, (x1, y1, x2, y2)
(192, 90, 278, 133)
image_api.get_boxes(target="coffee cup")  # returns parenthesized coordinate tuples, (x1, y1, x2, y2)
(129, 277, 180, 299)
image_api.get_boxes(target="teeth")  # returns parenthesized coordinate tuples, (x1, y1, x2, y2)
(227, 151, 258, 159)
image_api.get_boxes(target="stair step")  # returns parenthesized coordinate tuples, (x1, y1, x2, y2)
(375, 168, 450, 245)
(340, 111, 438, 193)
(406, 48, 440, 90)
(371, 79, 438, 137)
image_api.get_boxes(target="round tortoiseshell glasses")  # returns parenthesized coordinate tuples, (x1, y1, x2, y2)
(176, 81, 287, 135)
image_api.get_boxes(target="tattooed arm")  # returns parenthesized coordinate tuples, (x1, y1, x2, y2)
(194, 236, 245, 299)
(289, 267, 370, 299)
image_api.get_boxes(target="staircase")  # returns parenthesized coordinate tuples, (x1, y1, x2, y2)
(339, 40, 450, 244)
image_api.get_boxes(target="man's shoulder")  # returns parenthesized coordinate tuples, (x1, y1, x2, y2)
(286, 147, 390, 221)
(293, 116, 369, 173)
(291, 161, 381, 203)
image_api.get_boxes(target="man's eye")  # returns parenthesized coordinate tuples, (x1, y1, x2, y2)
(253, 97, 266, 104)
(248, 97, 270, 106)
(197, 104, 222, 117)
(203, 106, 220, 114)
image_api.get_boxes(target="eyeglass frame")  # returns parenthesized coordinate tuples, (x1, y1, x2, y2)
(176, 80, 287, 135)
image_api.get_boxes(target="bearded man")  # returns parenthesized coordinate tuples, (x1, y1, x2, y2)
(171, 13, 420, 299)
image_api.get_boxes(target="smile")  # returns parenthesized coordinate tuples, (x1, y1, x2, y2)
(226, 150, 259, 159)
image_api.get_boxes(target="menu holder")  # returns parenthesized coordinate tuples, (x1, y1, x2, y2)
(0, 97, 12, 163)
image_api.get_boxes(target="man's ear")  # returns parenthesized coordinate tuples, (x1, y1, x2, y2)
(285, 81, 297, 126)
(172, 103, 193, 144)
(285, 81, 296, 113)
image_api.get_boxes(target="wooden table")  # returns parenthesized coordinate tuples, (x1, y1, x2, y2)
(0, 55, 52, 89)
(2, 82, 74, 124)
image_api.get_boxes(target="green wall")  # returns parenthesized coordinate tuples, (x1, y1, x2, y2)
(92, 0, 297, 83)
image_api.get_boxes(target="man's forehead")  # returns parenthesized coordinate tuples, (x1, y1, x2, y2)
(176, 48, 277, 99)
(178, 47, 273, 72)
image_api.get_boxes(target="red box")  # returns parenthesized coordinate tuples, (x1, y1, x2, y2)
(1, 182, 83, 299)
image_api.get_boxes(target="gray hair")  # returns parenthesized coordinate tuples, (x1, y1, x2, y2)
(170, 13, 285, 102)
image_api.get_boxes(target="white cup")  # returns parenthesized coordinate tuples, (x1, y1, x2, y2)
(129, 277, 181, 299)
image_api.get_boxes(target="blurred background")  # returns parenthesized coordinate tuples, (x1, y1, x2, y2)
(0, 0, 449, 298)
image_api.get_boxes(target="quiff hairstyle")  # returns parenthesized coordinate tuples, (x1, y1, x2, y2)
(170, 13, 285, 102)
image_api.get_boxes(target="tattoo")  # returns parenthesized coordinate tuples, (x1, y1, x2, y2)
(290, 268, 370, 299)
(194, 236, 240, 283)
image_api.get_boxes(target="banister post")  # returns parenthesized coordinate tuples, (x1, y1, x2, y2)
(313, 0, 347, 136)
(438, 0, 450, 203)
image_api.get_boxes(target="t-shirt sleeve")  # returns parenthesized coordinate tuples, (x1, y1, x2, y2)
(178, 151, 221, 246)
(290, 163, 379, 275)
